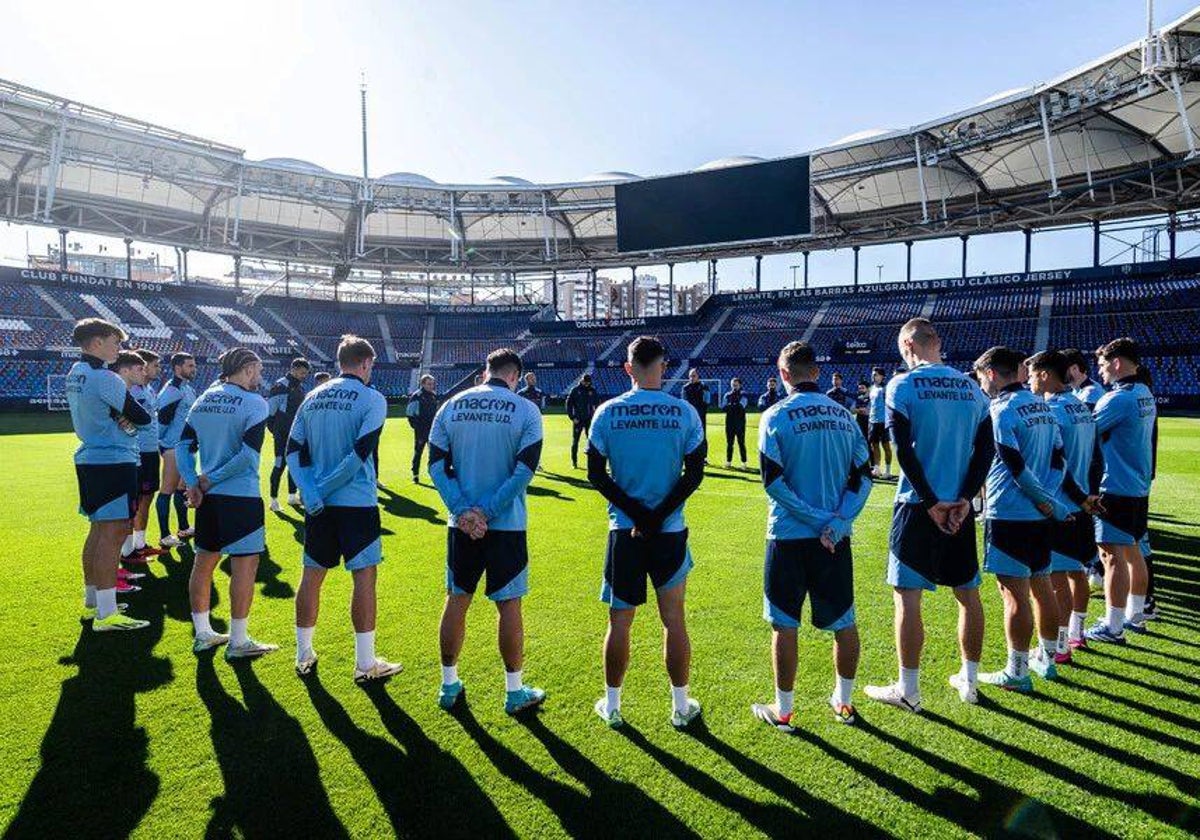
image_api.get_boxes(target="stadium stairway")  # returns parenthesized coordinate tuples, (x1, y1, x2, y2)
(596, 331, 632, 363)
(414, 315, 436, 390)
(920, 293, 938, 318)
(31, 286, 75, 321)
(799, 300, 830, 344)
(668, 307, 734, 381)
(163, 299, 228, 354)
(259, 308, 327, 361)
(1035, 285, 1054, 350)
(377, 313, 398, 363)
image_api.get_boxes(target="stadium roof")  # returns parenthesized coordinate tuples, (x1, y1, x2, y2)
(4, 8, 1200, 280)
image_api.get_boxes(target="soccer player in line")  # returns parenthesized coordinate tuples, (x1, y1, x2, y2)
(429, 348, 546, 715)
(723, 377, 749, 469)
(122, 349, 167, 566)
(1085, 338, 1158, 643)
(864, 319, 993, 710)
(1063, 348, 1107, 409)
(67, 319, 152, 631)
(751, 342, 872, 731)
(176, 348, 278, 659)
(106, 352, 151, 593)
(825, 372, 855, 413)
(156, 351, 198, 548)
(405, 373, 439, 482)
(973, 347, 1079, 691)
(867, 367, 893, 479)
(854, 381, 870, 440)
(566, 373, 601, 469)
(1026, 351, 1102, 660)
(267, 357, 311, 511)
(586, 337, 706, 729)
(517, 371, 546, 411)
(314, 371, 332, 385)
(757, 376, 782, 410)
(288, 336, 402, 683)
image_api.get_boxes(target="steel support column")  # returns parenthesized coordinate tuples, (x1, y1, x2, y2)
(58, 228, 68, 271)
(960, 234, 969, 279)
(1169, 212, 1178, 263)
(1093, 220, 1102, 267)
(668, 263, 675, 315)
(124, 238, 133, 282)
(1023, 229, 1032, 273)
(803, 250, 809, 289)
(754, 254, 762, 292)
(905, 240, 913, 282)
(852, 246, 860, 289)
(552, 269, 559, 314)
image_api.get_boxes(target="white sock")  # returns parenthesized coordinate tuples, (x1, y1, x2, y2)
(1069, 611, 1087, 641)
(96, 588, 117, 620)
(671, 684, 690, 715)
(1007, 649, 1029, 679)
(296, 626, 315, 657)
(505, 670, 524, 692)
(355, 631, 376, 670)
(1106, 605, 1125, 634)
(1126, 594, 1146, 619)
(442, 664, 459, 686)
(832, 676, 854, 707)
(1040, 637, 1058, 660)
(230, 618, 249, 646)
(776, 688, 794, 716)
(606, 685, 622, 713)
(960, 659, 979, 685)
(121, 535, 135, 557)
(84, 585, 97, 608)
(133, 530, 146, 549)
(191, 611, 213, 635)
(899, 666, 920, 698)
(1056, 627, 1069, 655)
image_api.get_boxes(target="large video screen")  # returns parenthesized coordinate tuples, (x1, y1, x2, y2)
(615, 156, 810, 253)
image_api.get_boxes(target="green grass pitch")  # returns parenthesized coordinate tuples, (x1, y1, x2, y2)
(0, 413, 1197, 838)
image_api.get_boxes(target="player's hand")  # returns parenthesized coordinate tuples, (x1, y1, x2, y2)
(1036, 500, 1054, 518)
(197, 475, 212, 493)
(927, 502, 955, 534)
(820, 528, 837, 553)
(185, 486, 204, 508)
(946, 499, 972, 534)
(1082, 495, 1105, 515)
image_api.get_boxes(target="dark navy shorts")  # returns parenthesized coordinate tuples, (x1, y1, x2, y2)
(888, 502, 980, 591)
(137, 451, 160, 496)
(447, 529, 528, 601)
(195, 494, 265, 557)
(601, 529, 692, 610)
(1051, 512, 1096, 573)
(76, 463, 138, 522)
(984, 518, 1052, 578)
(1095, 493, 1149, 546)
(868, 422, 888, 445)
(303, 506, 382, 572)
(764, 537, 855, 631)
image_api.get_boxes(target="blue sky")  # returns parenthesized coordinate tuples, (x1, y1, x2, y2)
(2, 0, 1196, 290)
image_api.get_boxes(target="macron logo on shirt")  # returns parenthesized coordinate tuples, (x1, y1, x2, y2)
(450, 393, 518, 423)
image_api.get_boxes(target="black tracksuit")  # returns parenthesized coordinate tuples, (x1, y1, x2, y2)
(683, 381, 711, 441)
(723, 389, 749, 464)
(566, 382, 601, 466)
(406, 388, 439, 477)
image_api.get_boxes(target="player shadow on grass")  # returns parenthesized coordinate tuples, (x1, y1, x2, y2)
(803, 715, 1114, 838)
(702, 469, 759, 483)
(617, 719, 887, 837)
(195, 656, 349, 838)
(376, 485, 445, 526)
(218, 548, 294, 600)
(298, 679, 517, 836)
(538, 470, 592, 490)
(6, 609, 172, 837)
(918, 709, 1198, 831)
(449, 703, 699, 838)
(526, 483, 574, 501)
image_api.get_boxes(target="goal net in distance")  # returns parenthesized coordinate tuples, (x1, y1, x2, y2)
(46, 374, 70, 411)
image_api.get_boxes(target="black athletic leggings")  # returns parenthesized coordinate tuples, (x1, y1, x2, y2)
(571, 418, 591, 463)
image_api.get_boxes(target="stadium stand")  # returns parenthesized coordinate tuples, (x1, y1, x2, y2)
(2, 261, 1199, 410)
